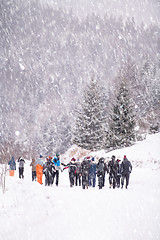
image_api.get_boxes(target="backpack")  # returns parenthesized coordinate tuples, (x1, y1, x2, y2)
(82, 160, 89, 172)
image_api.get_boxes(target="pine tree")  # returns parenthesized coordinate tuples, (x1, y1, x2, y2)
(109, 82, 136, 149)
(72, 78, 106, 151)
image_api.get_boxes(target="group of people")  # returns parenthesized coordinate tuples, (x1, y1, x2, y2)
(8, 156, 25, 178)
(8, 154, 132, 189)
(30, 154, 61, 186)
(62, 154, 132, 189)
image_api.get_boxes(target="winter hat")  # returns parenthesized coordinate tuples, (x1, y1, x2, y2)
(124, 155, 126, 159)
(91, 157, 95, 161)
(117, 159, 121, 162)
(111, 155, 115, 160)
(40, 155, 43, 158)
(99, 157, 105, 163)
(71, 157, 76, 162)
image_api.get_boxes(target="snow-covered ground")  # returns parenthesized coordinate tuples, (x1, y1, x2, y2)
(0, 133, 160, 240)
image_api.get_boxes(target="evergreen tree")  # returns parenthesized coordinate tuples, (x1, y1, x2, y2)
(109, 82, 136, 149)
(72, 78, 106, 151)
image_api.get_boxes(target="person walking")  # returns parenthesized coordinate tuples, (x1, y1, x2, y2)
(75, 158, 81, 186)
(89, 157, 97, 187)
(36, 155, 44, 185)
(30, 158, 37, 181)
(62, 158, 77, 187)
(115, 159, 121, 188)
(8, 156, 16, 176)
(121, 155, 132, 189)
(52, 154, 61, 186)
(108, 155, 117, 189)
(97, 157, 107, 189)
(43, 157, 56, 186)
(17, 157, 25, 179)
(81, 157, 90, 189)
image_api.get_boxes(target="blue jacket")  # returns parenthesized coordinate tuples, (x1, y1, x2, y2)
(89, 163, 97, 176)
(8, 157, 16, 170)
(53, 157, 61, 170)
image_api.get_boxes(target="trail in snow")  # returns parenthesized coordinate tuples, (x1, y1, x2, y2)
(0, 162, 160, 240)
(0, 133, 160, 240)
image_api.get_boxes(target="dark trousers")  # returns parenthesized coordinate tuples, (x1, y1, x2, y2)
(82, 172, 89, 189)
(69, 172, 75, 187)
(121, 173, 130, 188)
(75, 174, 81, 186)
(53, 170, 59, 186)
(116, 174, 121, 187)
(98, 173, 105, 189)
(32, 171, 37, 181)
(109, 173, 116, 188)
(45, 173, 51, 186)
(19, 167, 24, 179)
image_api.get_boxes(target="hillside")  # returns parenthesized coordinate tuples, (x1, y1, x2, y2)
(0, 0, 159, 156)
(62, 132, 160, 169)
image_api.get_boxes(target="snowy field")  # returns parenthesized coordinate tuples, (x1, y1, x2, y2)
(0, 133, 160, 240)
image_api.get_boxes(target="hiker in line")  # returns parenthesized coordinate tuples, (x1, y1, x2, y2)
(30, 158, 37, 181)
(81, 157, 90, 189)
(89, 157, 97, 187)
(108, 155, 117, 189)
(52, 153, 61, 186)
(17, 157, 25, 179)
(116, 159, 121, 188)
(36, 155, 44, 185)
(75, 158, 81, 186)
(8, 156, 16, 176)
(121, 155, 132, 189)
(43, 157, 56, 186)
(97, 157, 108, 189)
(62, 157, 77, 187)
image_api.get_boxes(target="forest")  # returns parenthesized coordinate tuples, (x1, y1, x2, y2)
(0, 0, 159, 161)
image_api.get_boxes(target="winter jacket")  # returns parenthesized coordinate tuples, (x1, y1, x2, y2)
(75, 162, 81, 175)
(116, 160, 121, 176)
(89, 162, 97, 177)
(30, 159, 36, 171)
(108, 160, 117, 176)
(69, 162, 77, 174)
(53, 157, 61, 171)
(121, 158, 132, 175)
(8, 157, 16, 170)
(97, 160, 107, 176)
(43, 160, 56, 176)
(17, 158, 25, 168)
(81, 159, 90, 175)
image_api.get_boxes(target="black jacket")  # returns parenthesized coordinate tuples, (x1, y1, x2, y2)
(121, 158, 132, 175)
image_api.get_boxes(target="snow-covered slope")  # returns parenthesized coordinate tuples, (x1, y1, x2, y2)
(0, 133, 160, 240)
(62, 132, 160, 169)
